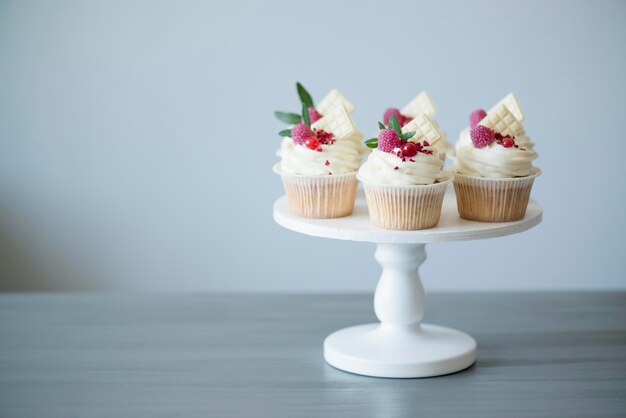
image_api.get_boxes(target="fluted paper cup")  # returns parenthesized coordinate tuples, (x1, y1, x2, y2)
(453, 168, 541, 222)
(273, 164, 358, 219)
(358, 173, 452, 230)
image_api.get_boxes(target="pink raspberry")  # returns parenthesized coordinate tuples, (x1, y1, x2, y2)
(291, 123, 314, 145)
(400, 115, 412, 126)
(470, 125, 495, 148)
(383, 108, 402, 126)
(377, 129, 402, 152)
(307, 107, 322, 124)
(469, 109, 487, 128)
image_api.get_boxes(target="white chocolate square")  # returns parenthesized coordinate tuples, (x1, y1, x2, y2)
(479, 104, 524, 137)
(316, 89, 355, 115)
(401, 91, 436, 118)
(401, 113, 441, 144)
(311, 105, 357, 141)
(489, 92, 524, 122)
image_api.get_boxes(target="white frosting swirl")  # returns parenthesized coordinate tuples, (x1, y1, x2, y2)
(278, 133, 363, 175)
(454, 127, 538, 178)
(358, 148, 443, 186)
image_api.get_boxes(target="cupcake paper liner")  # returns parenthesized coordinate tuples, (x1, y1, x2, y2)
(359, 174, 452, 230)
(453, 168, 541, 222)
(274, 164, 358, 219)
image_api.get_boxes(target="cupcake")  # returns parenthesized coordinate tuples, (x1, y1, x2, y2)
(358, 114, 451, 230)
(274, 82, 356, 128)
(381, 91, 453, 161)
(274, 100, 363, 218)
(453, 93, 540, 222)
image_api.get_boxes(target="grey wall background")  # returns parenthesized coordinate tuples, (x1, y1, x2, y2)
(0, 0, 624, 292)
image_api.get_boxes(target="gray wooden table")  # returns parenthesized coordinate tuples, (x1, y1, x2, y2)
(1, 293, 625, 417)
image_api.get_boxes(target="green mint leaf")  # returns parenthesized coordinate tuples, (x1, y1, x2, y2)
(296, 82, 314, 108)
(364, 138, 378, 148)
(389, 114, 402, 136)
(400, 131, 416, 141)
(279, 129, 292, 137)
(378, 121, 386, 130)
(365, 138, 378, 148)
(302, 103, 311, 127)
(274, 111, 302, 124)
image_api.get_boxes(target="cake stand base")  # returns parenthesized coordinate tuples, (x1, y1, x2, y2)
(324, 323, 476, 378)
(273, 189, 542, 379)
(321, 242, 477, 378)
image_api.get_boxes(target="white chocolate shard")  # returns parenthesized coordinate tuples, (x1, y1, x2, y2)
(401, 113, 441, 144)
(401, 91, 436, 118)
(479, 104, 524, 137)
(489, 92, 524, 122)
(316, 89, 355, 115)
(311, 105, 358, 141)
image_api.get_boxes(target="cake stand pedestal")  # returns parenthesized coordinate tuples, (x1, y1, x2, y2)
(273, 188, 542, 378)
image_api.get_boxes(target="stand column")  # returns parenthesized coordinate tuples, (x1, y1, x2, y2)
(374, 243, 426, 327)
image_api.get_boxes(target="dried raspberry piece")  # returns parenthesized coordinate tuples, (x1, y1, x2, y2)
(315, 129, 335, 145)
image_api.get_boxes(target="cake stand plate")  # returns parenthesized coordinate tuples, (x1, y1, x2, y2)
(273, 188, 542, 378)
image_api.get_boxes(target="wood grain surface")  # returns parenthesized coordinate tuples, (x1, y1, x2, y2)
(1, 293, 625, 417)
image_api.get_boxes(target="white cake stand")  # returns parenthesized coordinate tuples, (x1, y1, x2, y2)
(273, 188, 542, 378)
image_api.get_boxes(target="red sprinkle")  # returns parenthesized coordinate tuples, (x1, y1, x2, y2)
(409, 158, 415, 162)
(394, 166, 399, 170)
(305, 137, 319, 150)
(494, 134, 519, 149)
(401, 142, 417, 157)
(324, 160, 329, 166)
